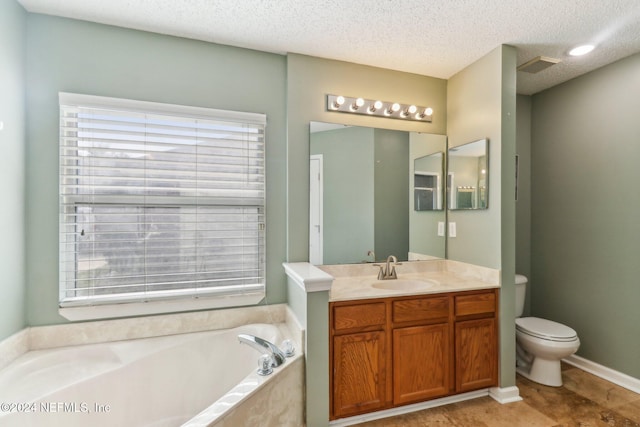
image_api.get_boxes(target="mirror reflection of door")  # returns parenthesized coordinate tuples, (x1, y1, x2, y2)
(309, 155, 323, 264)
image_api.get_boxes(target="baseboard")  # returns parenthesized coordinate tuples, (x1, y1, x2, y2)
(329, 389, 489, 426)
(489, 386, 523, 403)
(564, 355, 640, 394)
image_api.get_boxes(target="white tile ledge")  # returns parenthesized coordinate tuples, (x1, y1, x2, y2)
(0, 329, 30, 372)
(0, 304, 293, 370)
(283, 262, 334, 293)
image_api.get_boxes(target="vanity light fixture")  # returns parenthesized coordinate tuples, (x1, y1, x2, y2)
(327, 95, 432, 122)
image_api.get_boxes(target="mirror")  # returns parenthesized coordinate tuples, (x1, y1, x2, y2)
(309, 122, 446, 265)
(447, 138, 489, 210)
(414, 152, 444, 211)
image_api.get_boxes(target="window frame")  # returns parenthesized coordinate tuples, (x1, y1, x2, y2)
(58, 93, 267, 321)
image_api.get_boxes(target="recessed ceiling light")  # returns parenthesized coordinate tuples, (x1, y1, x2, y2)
(569, 44, 595, 56)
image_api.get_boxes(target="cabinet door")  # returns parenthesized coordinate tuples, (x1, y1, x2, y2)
(333, 331, 387, 418)
(393, 323, 450, 405)
(455, 318, 497, 392)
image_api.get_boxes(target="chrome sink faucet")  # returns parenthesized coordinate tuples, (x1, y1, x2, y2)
(373, 255, 401, 280)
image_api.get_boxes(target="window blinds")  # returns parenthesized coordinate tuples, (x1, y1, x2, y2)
(59, 93, 266, 307)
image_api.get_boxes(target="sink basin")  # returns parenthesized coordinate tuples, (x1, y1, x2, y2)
(371, 279, 437, 291)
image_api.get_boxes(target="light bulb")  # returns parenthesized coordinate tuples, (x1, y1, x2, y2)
(569, 44, 594, 56)
(391, 103, 400, 112)
(332, 95, 345, 109)
(350, 97, 365, 111)
(368, 100, 383, 114)
(402, 104, 418, 118)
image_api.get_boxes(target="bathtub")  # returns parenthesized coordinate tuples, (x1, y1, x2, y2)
(0, 322, 304, 427)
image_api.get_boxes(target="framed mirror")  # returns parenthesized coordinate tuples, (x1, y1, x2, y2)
(447, 138, 489, 210)
(309, 122, 446, 265)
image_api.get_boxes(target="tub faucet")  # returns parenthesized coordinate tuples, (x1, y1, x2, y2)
(373, 255, 401, 280)
(238, 334, 286, 367)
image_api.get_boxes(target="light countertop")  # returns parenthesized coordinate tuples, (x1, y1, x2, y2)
(320, 260, 500, 302)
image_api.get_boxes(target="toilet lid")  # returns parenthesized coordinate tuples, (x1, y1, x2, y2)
(516, 317, 578, 342)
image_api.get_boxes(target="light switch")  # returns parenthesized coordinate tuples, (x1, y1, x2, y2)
(449, 222, 457, 238)
(437, 222, 445, 237)
(0, 121, 4, 131)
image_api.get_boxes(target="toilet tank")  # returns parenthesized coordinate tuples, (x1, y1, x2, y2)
(515, 274, 528, 318)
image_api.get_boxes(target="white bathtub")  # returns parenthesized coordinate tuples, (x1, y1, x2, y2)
(0, 323, 303, 427)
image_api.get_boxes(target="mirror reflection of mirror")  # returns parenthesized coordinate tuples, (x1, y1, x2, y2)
(309, 122, 446, 265)
(413, 152, 443, 211)
(447, 138, 488, 210)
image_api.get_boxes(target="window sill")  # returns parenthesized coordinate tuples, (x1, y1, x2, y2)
(59, 291, 265, 321)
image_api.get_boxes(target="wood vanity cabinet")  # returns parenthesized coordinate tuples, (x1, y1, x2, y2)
(454, 291, 498, 392)
(329, 289, 498, 420)
(391, 296, 451, 406)
(331, 302, 388, 419)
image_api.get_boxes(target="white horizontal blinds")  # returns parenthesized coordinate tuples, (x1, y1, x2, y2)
(59, 93, 266, 307)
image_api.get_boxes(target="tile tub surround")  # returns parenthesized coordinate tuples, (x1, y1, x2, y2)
(320, 259, 499, 301)
(0, 303, 303, 371)
(353, 364, 640, 426)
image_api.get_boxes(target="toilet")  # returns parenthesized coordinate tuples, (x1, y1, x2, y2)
(515, 274, 580, 387)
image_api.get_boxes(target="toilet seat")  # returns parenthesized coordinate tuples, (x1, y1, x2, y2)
(516, 317, 577, 342)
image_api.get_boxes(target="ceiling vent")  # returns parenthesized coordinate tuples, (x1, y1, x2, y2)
(517, 56, 561, 73)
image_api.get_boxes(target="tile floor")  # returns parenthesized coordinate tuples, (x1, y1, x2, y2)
(354, 364, 640, 426)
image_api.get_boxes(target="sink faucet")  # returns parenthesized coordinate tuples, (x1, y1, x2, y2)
(238, 334, 286, 367)
(373, 255, 401, 280)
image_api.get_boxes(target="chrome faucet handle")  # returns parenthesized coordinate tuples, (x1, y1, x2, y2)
(257, 354, 274, 376)
(281, 339, 295, 357)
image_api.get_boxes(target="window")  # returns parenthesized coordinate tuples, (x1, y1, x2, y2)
(59, 93, 266, 319)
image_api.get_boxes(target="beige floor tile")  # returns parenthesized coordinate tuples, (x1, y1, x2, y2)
(352, 369, 640, 427)
(562, 366, 640, 412)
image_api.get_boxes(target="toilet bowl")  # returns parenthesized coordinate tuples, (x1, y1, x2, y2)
(515, 275, 580, 387)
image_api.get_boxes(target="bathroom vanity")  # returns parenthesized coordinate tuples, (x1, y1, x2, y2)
(323, 261, 499, 420)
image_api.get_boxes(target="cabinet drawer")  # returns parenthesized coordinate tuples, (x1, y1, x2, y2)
(455, 292, 496, 317)
(392, 296, 449, 324)
(333, 303, 386, 332)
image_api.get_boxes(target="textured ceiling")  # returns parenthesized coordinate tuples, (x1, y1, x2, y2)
(18, 0, 640, 95)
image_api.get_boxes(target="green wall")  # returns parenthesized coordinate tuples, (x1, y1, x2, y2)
(447, 46, 506, 269)
(515, 95, 532, 315)
(24, 14, 288, 326)
(447, 45, 518, 388)
(0, 0, 27, 341)
(531, 52, 640, 378)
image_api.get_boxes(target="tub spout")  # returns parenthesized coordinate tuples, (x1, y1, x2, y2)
(238, 334, 286, 367)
